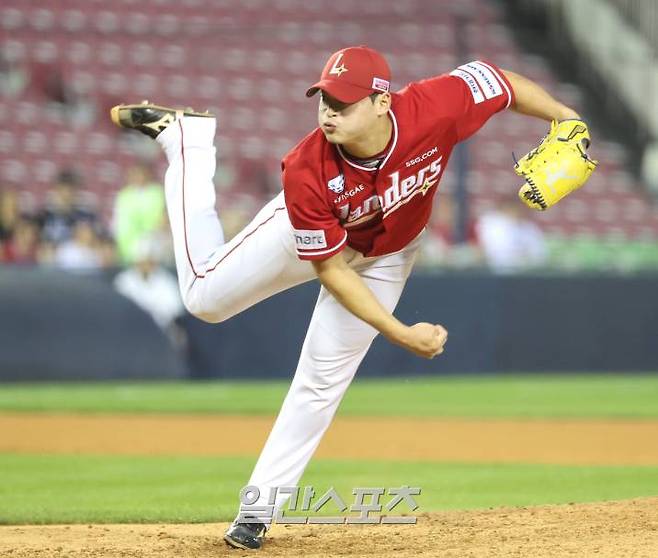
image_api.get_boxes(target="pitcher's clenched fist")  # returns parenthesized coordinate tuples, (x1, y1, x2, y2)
(398, 323, 448, 359)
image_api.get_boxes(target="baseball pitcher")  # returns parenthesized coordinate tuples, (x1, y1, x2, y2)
(111, 45, 596, 550)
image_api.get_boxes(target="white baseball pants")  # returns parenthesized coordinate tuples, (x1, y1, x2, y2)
(156, 116, 420, 518)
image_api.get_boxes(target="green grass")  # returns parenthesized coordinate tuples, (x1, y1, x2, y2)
(2, 376, 656, 525)
(0, 375, 657, 418)
(1, 454, 657, 524)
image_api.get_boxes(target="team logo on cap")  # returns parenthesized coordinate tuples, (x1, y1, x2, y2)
(327, 174, 345, 193)
(329, 53, 348, 77)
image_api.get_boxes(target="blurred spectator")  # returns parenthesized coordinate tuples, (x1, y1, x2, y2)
(418, 194, 482, 268)
(42, 67, 96, 127)
(114, 238, 185, 346)
(1, 187, 43, 265)
(53, 219, 104, 273)
(0, 52, 28, 98)
(97, 232, 118, 270)
(476, 199, 548, 274)
(0, 186, 21, 244)
(641, 141, 658, 198)
(113, 163, 166, 265)
(37, 169, 98, 246)
(1, 218, 41, 265)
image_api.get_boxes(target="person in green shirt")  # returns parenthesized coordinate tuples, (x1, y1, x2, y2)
(112, 162, 165, 265)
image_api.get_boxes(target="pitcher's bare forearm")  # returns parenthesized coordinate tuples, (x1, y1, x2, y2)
(312, 253, 407, 342)
(312, 253, 447, 359)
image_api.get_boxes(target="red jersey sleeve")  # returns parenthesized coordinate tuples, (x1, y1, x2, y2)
(411, 60, 514, 143)
(282, 165, 348, 261)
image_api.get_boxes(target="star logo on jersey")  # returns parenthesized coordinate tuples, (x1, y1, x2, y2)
(328, 53, 348, 77)
(419, 177, 439, 196)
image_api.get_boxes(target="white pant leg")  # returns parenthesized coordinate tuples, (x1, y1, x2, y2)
(244, 237, 421, 518)
(156, 116, 314, 322)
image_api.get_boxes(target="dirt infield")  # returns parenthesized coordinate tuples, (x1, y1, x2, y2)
(1, 498, 657, 558)
(2, 413, 658, 464)
(3, 413, 658, 556)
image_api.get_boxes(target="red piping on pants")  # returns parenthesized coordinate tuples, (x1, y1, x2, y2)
(179, 120, 287, 282)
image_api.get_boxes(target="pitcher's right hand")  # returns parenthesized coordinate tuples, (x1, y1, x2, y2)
(397, 323, 448, 359)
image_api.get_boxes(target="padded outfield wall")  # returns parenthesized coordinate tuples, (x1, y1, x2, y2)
(1, 268, 657, 380)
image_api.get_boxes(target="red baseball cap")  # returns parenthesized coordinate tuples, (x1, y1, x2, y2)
(306, 46, 391, 104)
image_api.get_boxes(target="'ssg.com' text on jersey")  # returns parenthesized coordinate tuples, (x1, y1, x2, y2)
(404, 146, 439, 168)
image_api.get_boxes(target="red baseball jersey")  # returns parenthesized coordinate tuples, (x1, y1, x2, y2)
(282, 60, 515, 261)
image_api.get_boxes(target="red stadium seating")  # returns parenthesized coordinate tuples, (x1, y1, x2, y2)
(1, 0, 657, 236)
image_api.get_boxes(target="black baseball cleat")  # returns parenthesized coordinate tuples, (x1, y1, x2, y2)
(224, 520, 267, 550)
(110, 101, 213, 139)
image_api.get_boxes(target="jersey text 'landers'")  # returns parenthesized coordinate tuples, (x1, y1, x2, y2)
(283, 60, 514, 260)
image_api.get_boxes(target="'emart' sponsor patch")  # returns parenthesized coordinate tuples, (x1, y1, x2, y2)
(293, 229, 327, 250)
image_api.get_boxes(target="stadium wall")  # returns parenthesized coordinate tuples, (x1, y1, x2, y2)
(1, 269, 657, 381)
(0, 269, 187, 381)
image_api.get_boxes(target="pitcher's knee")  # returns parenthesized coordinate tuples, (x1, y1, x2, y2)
(182, 289, 226, 323)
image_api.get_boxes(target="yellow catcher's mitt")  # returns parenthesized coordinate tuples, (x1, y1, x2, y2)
(514, 119, 598, 211)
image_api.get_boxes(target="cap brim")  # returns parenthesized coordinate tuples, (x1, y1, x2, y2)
(305, 80, 373, 104)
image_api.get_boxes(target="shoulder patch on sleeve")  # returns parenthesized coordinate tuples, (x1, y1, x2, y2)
(460, 61, 503, 100)
(449, 68, 485, 104)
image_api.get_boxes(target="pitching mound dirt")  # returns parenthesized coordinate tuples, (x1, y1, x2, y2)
(2, 497, 657, 558)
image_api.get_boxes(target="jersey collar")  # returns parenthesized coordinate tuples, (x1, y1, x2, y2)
(336, 109, 399, 172)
